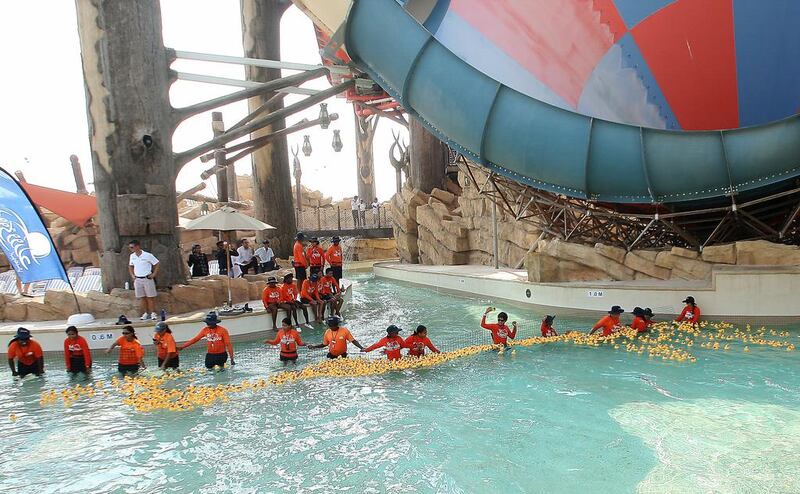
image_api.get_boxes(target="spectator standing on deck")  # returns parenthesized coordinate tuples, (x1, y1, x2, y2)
(372, 198, 380, 226)
(325, 236, 344, 282)
(255, 239, 276, 273)
(351, 196, 360, 228)
(236, 239, 258, 275)
(187, 244, 209, 278)
(359, 199, 367, 227)
(128, 240, 160, 321)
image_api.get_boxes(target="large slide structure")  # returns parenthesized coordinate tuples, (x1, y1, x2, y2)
(295, 0, 800, 245)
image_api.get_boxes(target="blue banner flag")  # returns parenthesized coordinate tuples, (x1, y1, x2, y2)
(0, 168, 69, 283)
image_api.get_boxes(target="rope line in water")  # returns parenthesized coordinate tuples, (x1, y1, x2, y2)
(35, 321, 795, 413)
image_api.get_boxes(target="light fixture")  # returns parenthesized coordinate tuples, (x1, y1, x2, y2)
(332, 129, 343, 152)
(318, 103, 330, 129)
(302, 135, 312, 157)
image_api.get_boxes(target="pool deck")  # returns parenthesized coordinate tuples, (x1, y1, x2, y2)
(374, 262, 800, 321)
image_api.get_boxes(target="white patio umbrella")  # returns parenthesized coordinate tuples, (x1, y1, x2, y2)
(182, 207, 275, 306)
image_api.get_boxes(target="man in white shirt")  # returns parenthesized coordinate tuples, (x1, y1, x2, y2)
(128, 239, 160, 320)
(358, 199, 367, 228)
(236, 238, 257, 275)
(351, 196, 360, 228)
(254, 239, 276, 272)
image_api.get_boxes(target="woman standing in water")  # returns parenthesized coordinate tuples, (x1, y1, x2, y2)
(64, 326, 92, 374)
(404, 325, 440, 357)
(106, 326, 146, 374)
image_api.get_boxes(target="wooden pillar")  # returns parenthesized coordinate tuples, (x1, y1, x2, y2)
(409, 117, 448, 194)
(75, 0, 184, 290)
(354, 110, 378, 202)
(69, 155, 88, 194)
(240, 0, 295, 257)
(212, 112, 229, 203)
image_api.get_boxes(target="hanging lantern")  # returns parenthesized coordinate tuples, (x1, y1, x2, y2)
(318, 103, 331, 129)
(302, 135, 312, 157)
(332, 129, 343, 152)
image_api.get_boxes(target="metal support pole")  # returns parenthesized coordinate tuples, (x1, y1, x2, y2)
(492, 200, 499, 269)
(337, 206, 341, 230)
(69, 155, 88, 194)
(211, 112, 228, 203)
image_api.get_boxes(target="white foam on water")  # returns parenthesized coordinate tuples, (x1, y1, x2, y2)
(611, 399, 800, 493)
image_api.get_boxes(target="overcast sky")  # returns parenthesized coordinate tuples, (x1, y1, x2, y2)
(0, 1, 407, 202)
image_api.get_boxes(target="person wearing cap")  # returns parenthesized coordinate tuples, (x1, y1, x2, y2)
(187, 244, 210, 278)
(106, 326, 146, 374)
(540, 315, 558, 337)
(254, 239, 276, 273)
(363, 325, 407, 360)
(404, 325, 440, 357)
(675, 296, 701, 325)
(265, 317, 306, 364)
(644, 308, 655, 328)
(481, 307, 518, 346)
(300, 272, 324, 322)
(305, 237, 325, 277)
(319, 267, 343, 317)
(590, 306, 624, 336)
(308, 316, 365, 358)
(64, 326, 92, 374)
(293, 232, 308, 293)
(325, 236, 344, 282)
(281, 273, 309, 325)
(631, 307, 648, 334)
(7, 328, 44, 377)
(262, 276, 288, 331)
(180, 313, 235, 369)
(153, 322, 179, 370)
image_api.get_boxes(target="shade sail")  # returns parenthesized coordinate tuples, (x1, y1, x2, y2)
(182, 206, 275, 231)
(21, 182, 97, 226)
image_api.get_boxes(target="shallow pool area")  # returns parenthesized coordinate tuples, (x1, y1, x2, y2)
(2, 273, 799, 493)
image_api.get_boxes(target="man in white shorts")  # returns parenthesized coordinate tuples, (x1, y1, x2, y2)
(128, 240, 160, 320)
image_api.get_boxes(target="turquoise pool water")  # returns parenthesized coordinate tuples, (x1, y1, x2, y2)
(1, 273, 799, 493)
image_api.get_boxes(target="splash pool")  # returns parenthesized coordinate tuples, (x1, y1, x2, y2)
(1, 273, 799, 493)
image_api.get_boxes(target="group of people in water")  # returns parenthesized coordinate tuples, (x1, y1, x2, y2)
(6, 295, 701, 378)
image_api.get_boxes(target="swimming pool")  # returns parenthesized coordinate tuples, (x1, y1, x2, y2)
(1, 273, 799, 493)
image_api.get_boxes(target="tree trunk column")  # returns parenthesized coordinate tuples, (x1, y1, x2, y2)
(75, 0, 184, 290)
(409, 117, 447, 194)
(241, 0, 295, 257)
(355, 111, 378, 202)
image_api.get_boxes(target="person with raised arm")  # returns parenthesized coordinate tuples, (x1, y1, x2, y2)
(480, 307, 517, 346)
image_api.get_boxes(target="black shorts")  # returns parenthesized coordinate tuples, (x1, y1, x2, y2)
(326, 352, 347, 359)
(17, 361, 40, 377)
(331, 266, 343, 280)
(259, 261, 276, 272)
(280, 354, 298, 362)
(205, 352, 228, 369)
(68, 356, 87, 374)
(294, 266, 307, 281)
(158, 356, 180, 369)
(300, 297, 316, 304)
(118, 363, 140, 374)
(309, 266, 323, 276)
(321, 294, 333, 301)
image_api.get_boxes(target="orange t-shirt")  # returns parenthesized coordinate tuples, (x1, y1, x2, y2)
(364, 335, 406, 360)
(480, 315, 517, 344)
(593, 315, 620, 336)
(631, 316, 648, 333)
(675, 304, 701, 324)
(326, 245, 343, 267)
(323, 327, 354, 356)
(404, 334, 439, 357)
(301, 279, 320, 300)
(184, 326, 233, 356)
(319, 275, 338, 296)
(292, 241, 307, 267)
(267, 328, 305, 356)
(8, 339, 43, 366)
(116, 337, 144, 365)
(64, 336, 92, 369)
(540, 322, 556, 337)
(154, 332, 177, 359)
(306, 246, 325, 267)
(262, 285, 282, 306)
(280, 283, 299, 303)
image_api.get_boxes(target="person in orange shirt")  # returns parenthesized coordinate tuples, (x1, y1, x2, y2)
(180, 312, 235, 369)
(325, 236, 344, 282)
(262, 276, 290, 331)
(309, 316, 365, 358)
(480, 307, 518, 346)
(292, 232, 308, 293)
(675, 296, 701, 325)
(319, 267, 343, 317)
(300, 272, 324, 323)
(153, 322, 179, 370)
(265, 317, 306, 364)
(106, 326, 146, 374)
(281, 273, 309, 325)
(630, 307, 649, 334)
(589, 306, 624, 336)
(305, 237, 325, 277)
(540, 315, 558, 337)
(404, 325, 440, 357)
(7, 327, 44, 377)
(363, 325, 407, 360)
(64, 326, 92, 374)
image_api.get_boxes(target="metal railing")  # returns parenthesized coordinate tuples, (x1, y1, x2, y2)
(295, 206, 390, 232)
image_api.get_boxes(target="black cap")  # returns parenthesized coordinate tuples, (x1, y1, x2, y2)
(310, 272, 320, 281)
(608, 305, 624, 314)
(15, 327, 31, 340)
(544, 315, 555, 324)
(115, 314, 131, 325)
(310, 237, 319, 243)
(332, 236, 341, 243)
(283, 273, 293, 281)
(204, 312, 220, 324)
(644, 308, 654, 317)
(267, 276, 278, 284)
(386, 325, 402, 334)
(632, 307, 645, 316)
(682, 296, 695, 304)
(296, 232, 306, 240)
(326, 316, 340, 328)
(155, 321, 169, 332)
